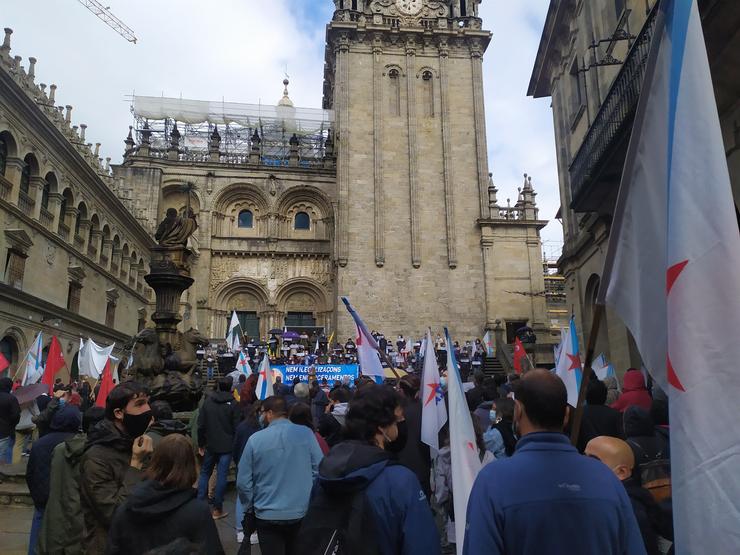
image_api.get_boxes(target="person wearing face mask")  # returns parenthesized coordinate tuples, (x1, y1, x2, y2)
(79, 381, 153, 555)
(464, 370, 645, 555)
(396, 375, 431, 501)
(300, 384, 440, 555)
(237, 395, 323, 555)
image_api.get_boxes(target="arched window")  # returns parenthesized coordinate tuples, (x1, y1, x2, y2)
(0, 137, 7, 176)
(0, 336, 18, 371)
(388, 69, 401, 117)
(294, 212, 311, 230)
(41, 180, 50, 210)
(238, 210, 254, 229)
(20, 156, 32, 195)
(422, 71, 434, 117)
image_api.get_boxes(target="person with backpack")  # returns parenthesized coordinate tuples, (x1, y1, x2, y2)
(585, 436, 674, 555)
(623, 406, 672, 503)
(300, 384, 440, 555)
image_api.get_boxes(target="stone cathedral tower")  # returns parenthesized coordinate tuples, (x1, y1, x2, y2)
(325, 0, 549, 339)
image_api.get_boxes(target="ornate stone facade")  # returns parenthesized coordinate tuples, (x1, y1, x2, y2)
(0, 28, 154, 377)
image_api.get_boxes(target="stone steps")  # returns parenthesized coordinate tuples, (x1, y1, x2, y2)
(0, 462, 32, 507)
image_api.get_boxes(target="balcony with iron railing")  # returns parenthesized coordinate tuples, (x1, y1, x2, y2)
(39, 207, 54, 230)
(18, 190, 35, 215)
(568, 4, 658, 212)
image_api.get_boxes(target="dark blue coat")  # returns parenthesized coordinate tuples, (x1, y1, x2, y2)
(314, 441, 440, 555)
(464, 432, 647, 555)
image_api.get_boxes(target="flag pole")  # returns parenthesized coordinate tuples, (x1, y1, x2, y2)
(569, 304, 605, 446)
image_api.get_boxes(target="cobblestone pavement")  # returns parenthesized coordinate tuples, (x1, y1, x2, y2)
(0, 490, 260, 555)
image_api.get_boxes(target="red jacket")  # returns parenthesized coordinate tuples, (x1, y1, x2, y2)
(610, 369, 652, 413)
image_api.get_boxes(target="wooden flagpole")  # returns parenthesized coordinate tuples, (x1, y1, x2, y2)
(569, 304, 605, 446)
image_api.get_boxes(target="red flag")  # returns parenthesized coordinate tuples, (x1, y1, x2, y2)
(0, 352, 9, 374)
(513, 337, 527, 375)
(95, 359, 114, 408)
(41, 336, 65, 394)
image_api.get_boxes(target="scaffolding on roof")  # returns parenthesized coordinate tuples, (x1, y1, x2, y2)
(130, 96, 335, 168)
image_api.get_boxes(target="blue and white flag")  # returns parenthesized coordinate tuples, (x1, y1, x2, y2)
(421, 330, 447, 453)
(341, 297, 384, 378)
(21, 332, 44, 386)
(236, 350, 252, 376)
(444, 328, 482, 555)
(599, 1, 740, 551)
(554, 318, 581, 407)
(591, 353, 617, 384)
(226, 311, 242, 352)
(255, 354, 274, 401)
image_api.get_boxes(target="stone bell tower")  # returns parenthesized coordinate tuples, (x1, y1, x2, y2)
(324, 0, 548, 340)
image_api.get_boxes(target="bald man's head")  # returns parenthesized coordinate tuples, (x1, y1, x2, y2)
(514, 369, 568, 434)
(585, 436, 635, 481)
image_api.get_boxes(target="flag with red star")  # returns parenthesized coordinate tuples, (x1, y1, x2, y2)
(598, 2, 740, 550)
(420, 330, 446, 452)
(255, 354, 273, 401)
(554, 317, 581, 407)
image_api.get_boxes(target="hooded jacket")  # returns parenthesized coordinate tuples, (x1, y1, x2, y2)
(624, 406, 669, 466)
(310, 441, 440, 555)
(611, 369, 652, 413)
(38, 434, 87, 555)
(26, 405, 81, 509)
(146, 418, 188, 450)
(79, 419, 143, 555)
(0, 377, 20, 439)
(107, 480, 224, 554)
(197, 390, 241, 454)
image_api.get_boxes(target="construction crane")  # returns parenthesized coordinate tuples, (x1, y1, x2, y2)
(76, 0, 138, 43)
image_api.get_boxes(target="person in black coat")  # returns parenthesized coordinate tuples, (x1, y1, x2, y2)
(0, 377, 21, 463)
(577, 379, 624, 453)
(196, 378, 241, 520)
(396, 376, 432, 500)
(26, 404, 82, 555)
(108, 434, 224, 554)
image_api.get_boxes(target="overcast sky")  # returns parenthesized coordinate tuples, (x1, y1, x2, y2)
(3, 0, 563, 255)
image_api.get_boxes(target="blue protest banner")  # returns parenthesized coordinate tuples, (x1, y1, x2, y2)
(272, 364, 360, 385)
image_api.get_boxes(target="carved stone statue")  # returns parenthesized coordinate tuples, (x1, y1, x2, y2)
(155, 208, 198, 247)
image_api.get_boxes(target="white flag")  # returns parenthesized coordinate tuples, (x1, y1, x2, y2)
(421, 330, 447, 453)
(554, 318, 581, 408)
(444, 328, 482, 555)
(79, 338, 114, 380)
(21, 332, 44, 386)
(599, 2, 740, 552)
(255, 354, 274, 401)
(226, 311, 242, 352)
(342, 297, 384, 378)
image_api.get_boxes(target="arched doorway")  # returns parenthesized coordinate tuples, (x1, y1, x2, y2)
(0, 335, 19, 377)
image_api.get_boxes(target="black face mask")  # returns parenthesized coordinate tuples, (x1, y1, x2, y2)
(123, 410, 152, 439)
(385, 420, 408, 453)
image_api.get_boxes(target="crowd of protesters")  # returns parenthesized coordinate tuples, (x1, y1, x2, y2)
(0, 329, 675, 554)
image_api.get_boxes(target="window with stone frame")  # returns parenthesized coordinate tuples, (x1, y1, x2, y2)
(105, 299, 116, 328)
(0, 137, 7, 176)
(569, 57, 586, 125)
(67, 282, 82, 313)
(389, 69, 401, 117)
(294, 211, 311, 230)
(238, 209, 254, 229)
(5, 249, 26, 289)
(19, 158, 31, 196)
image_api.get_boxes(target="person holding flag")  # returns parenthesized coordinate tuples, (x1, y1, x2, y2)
(464, 370, 645, 554)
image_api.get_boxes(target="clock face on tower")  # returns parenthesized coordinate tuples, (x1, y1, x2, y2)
(395, 0, 424, 16)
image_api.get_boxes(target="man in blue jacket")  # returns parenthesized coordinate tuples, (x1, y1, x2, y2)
(464, 370, 646, 555)
(237, 395, 323, 554)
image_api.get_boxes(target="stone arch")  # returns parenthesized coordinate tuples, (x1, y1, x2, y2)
(160, 182, 202, 220)
(19, 152, 39, 199)
(0, 129, 17, 178)
(212, 183, 270, 237)
(275, 186, 333, 239)
(213, 278, 271, 339)
(0, 326, 27, 374)
(41, 171, 58, 212)
(275, 278, 331, 331)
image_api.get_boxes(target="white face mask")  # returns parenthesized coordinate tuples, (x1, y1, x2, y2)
(489, 410, 497, 423)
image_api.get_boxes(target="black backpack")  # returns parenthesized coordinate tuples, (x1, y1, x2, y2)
(299, 482, 382, 555)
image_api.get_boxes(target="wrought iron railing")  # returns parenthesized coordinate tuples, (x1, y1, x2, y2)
(568, 5, 658, 207)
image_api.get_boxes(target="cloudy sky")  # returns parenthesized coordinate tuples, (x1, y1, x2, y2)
(3, 0, 563, 254)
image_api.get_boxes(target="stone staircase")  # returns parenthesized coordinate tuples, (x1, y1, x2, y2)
(0, 462, 32, 507)
(483, 355, 505, 376)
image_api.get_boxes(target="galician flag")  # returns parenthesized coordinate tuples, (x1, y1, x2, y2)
(21, 332, 44, 386)
(598, 1, 740, 551)
(592, 353, 617, 384)
(255, 354, 274, 401)
(554, 318, 581, 407)
(341, 297, 384, 378)
(482, 330, 494, 357)
(236, 350, 252, 376)
(444, 328, 482, 555)
(226, 311, 242, 352)
(421, 330, 447, 453)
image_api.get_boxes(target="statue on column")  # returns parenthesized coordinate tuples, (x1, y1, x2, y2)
(155, 207, 198, 247)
